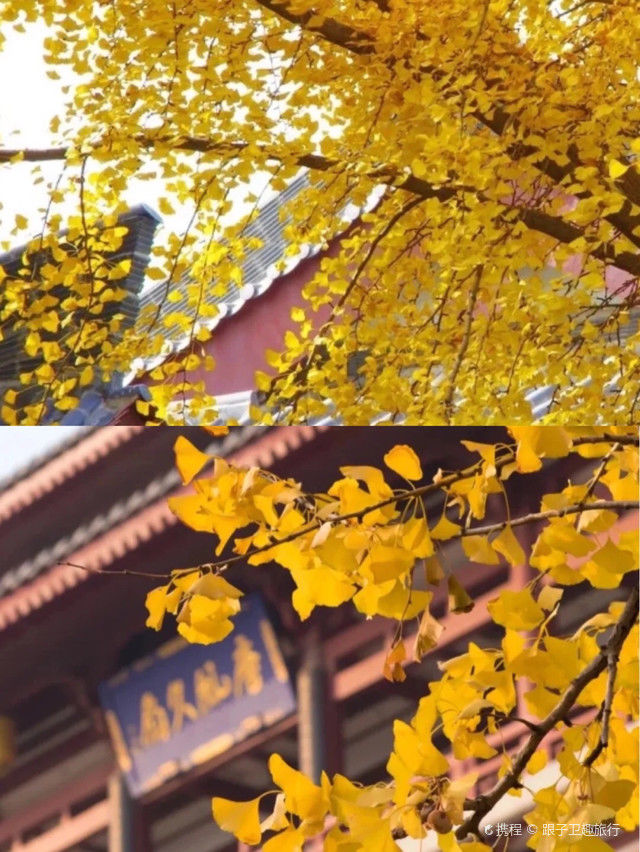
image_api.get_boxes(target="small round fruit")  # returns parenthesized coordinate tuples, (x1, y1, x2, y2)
(426, 809, 453, 834)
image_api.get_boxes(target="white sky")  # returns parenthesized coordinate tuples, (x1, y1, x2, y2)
(0, 426, 86, 483)
(0, 22, 63, 244)
(0, 21, 281, 253)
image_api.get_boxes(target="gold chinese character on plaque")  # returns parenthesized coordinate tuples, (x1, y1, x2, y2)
(166, 679, 198, 733)
(194, 661, 232, 715)
(139, 692, 170, 747)
(232, 635, 263, 697)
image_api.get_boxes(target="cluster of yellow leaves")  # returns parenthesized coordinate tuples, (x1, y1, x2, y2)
(161, 438, 442, 634)
(526, 712, 639, 848)
(213, 751, 489, 852)
(149, 427, 638, 849)
(0, 220, 135, 423)
(1, 0, 640, 422)
(149, 427, 637, 649)
(145, 571, 243, 644)
(209, 591, 637, 851)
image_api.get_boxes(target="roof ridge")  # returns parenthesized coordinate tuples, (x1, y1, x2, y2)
(0, 426, 143, 523)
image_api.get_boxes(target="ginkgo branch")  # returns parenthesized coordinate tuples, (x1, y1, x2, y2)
(57, 560, 166, 580)
(3, 143, 640, 278)
(456, 499, 638, 539)
(582, 645, 619, 768)
(456, 584, 639, 840)
(581, 441, 621, 504)
(443, 264, 483, 421)
(62, 496, 638, 582)
(252, 0, 640, 245)
(55, 435, 637, 583)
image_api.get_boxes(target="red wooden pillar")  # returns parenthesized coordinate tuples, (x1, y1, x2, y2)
(109, 772, 152, 852)
(296, 626, 342, 782)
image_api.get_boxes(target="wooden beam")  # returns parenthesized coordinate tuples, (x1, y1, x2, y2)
(10, 800, 109, 852)
(108, 773, 131, 852)
(297, 627, 326, 784)
(0, 764, 111, 846)
(0, 726, 101, 797)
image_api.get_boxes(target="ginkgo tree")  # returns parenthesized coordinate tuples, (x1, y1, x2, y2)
(1, 0, 640, 424)
(140, 425, 639, 851)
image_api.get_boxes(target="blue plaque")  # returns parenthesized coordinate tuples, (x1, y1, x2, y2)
(98, 594, 295, 796)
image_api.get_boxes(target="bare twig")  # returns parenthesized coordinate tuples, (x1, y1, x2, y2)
(57, 560, 166, 580)
(580, 441, 621, 506)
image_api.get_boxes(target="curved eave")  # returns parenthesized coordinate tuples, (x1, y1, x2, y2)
(0, 426, 143, 524)
(0, 425, 322, 631)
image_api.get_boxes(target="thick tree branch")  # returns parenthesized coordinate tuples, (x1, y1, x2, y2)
(4, 142, 640, 277)
(247, 0, 376, 54)
(249, 0, 640, 248)
(456, 584, 639, 839)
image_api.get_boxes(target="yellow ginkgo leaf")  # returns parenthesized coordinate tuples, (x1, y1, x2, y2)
(167, 494, 212, 532)
(383, 444, 423, 480)
(413, 604, 443, 660)
(260, 792, 290, 833)
(176, 593, 240, 644)
(491, 525, 525, 566)
(173, 435, 210, 485)
(424, 554, 445, 585)
(508, 426, 542, 472)
(402, 516, 434, 558)
(158, 196, 175, 215)
(462, 534, 500, 564)
(290, 565, 356, 620)
(340, 465, 393, 499)
(378, 584, 432, 620)
(188, 593, 240, 624)
(447, 575, 474, 613)
(526, 750, 547, 775)
(177, 617, 235, 645)
(537, 585, 563, 613)
(609, 159, 629, 179)
(189, 573, 243, 601)
(488, 589, 544, 631)
(212, 794, 263, 845)
(268, 754, 328, 822)
(460, 440, 497, 473)
(262, 825, 305, 852)
(145, 584, 168, 630)
(383, 640, 407, 682)
(430, 514, 461, 540)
